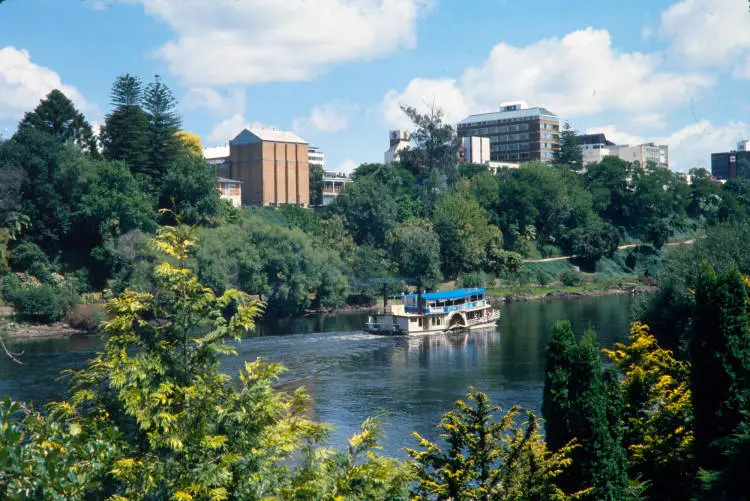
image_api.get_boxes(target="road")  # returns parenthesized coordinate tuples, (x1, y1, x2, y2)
(523, 239, 696, 263)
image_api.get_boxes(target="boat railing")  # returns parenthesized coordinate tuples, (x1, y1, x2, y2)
(467, 310, 501, 326)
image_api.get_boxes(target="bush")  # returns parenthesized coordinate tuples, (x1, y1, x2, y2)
(457, 271, 490, 288)
(5, 284, 69, 323)
(67, 303, 106, 331)
(536, 270, 550, 287)
(8, 241, 48, 272)
(559, 269, 583, 286)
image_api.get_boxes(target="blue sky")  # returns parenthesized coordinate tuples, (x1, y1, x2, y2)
(1, 0, 750, 172)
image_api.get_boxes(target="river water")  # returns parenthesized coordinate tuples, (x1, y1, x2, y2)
(0, 295, 635, 457)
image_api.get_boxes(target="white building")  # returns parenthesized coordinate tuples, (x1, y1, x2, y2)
(458, 136, 491, 164)
(384, 130, 410, 163)
(485, 161, 521, 174)
(309, 146, 325, 169)
(216, 177, 242, 208)
(322, 171, 352, 206)
(737, 139, 750, 152)
(578, 134, 669, 169)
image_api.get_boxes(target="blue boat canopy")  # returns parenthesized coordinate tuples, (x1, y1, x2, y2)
(406, 288, 485, 302)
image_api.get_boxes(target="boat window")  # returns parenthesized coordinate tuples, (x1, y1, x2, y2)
(470, 295, 478, 302)
(418, 318, 423, 327)
(410, 318, 417, 323)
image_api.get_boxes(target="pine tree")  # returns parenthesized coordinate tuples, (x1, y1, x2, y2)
(691, 267, 750, 485)
(17, 89, 96, 154)
(543, 323, 629, 499)
(144, 74, 182, 182)
(101, 74, 150, 178)
(553, 122, 582, 171)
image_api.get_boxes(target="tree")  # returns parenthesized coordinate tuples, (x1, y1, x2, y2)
(604, 322, 695, 501)
(543, 321, 629, 499)
(309, 162, 325, 206)
(174, 130, 203, 158)
(100, 75, 150, 178)
(158, 155, 223, 225)
(143, 74, 182, 180)
(17, 89, 97, 154)
(398, 105, 460, 181)
(691, 267, 750, 478)
(431, 190, 498, 279)
(554, 122, 582, 171)
(330, 176, 398, 247)
(388, 218, 442, 290)
(408, 387, 585, 501)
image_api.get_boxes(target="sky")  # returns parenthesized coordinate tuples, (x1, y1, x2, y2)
(1, 0, 750, 173)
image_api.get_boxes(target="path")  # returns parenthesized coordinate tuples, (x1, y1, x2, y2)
(523, 238, 696, 263)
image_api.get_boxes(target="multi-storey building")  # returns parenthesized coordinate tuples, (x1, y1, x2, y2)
(712, 140, 750, 180)
(579, 134, 669, 169)
(384, 130, 410, 163)
(203, 145, 231, 178)
(308, 146, 325, 169)
(456, 102, 560, 163)
(229, 128, 310, 207)
(458, 136, 491, 164)
(322, 171, 353, 206)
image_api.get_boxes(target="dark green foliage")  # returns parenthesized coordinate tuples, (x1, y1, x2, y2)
(17, 89, 97, 155)
(558, 269, 583, 286)
(388, 218, 442, 289)
(347, 244, 397, 304)
(543, 322, 629, 499)
(309, 163, 324, 206)
(330, 175, 398, 246)
(2, 275, 70, 323)
(158, 155, 223, 225)
(8, 241, 48, 273)
(691, 267, 750, 475)
(143, 74, 182, 181)
(698, 417, 750, 500)
(554, 122, 582, 171)
(100, 103, 151, 178)
(398, 105, 460, 181)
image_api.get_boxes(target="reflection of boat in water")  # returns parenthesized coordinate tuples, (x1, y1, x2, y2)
(366, 288, 500, 336)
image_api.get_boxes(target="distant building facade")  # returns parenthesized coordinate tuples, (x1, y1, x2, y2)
(578, 133, 669, 169)
(309, 146, 325, 169)
(458, 136, 491, 164)
(229, 128, 310, 207)
(456, 102, 560, 163)
(384, 130, 410, 163)
(322, 171, 352, 206)
(203, 145, 231, 178)
(216, 177, 242, 208)
(711, 140, 750, 180)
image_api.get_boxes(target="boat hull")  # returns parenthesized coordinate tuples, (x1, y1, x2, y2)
(366, 310, 500, 336)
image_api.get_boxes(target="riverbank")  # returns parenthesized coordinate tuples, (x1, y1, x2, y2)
(492, 283, 656, 303)
(0, 320, 88, 340)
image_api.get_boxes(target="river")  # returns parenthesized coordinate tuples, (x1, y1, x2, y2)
(0, 294, 635, 457)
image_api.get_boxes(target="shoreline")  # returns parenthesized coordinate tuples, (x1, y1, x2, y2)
(1, 286, 652, 341)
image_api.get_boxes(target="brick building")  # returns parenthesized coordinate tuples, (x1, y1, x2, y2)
(229, 128, 310, 207)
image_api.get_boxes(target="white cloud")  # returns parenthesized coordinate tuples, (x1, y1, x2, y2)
(631, 113, 667, 130)
(129, 0, 428, 87)
(659, 0, 750, 72)
(183, 87, 246, 116)
(293, 100, 358, 134)
(381, 28, 713, 127)
(0, 47, 92, 125)
(206, 113, 274, 144)
(336, 158, 358, 174)
(587, 120, 750, 171)
(381, 78, 470, 129)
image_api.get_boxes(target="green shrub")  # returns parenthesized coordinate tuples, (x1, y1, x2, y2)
(5, 284, 69, 323)
(9, 241, 49, 274)
(559, 269, 583, 286)
(536, 270, 550, 287)
(457, 271, 490, 288)
(539, 244, 563, 258)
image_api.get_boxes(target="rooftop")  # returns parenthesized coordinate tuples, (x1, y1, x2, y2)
(203, 145, 230, 159)
(407, 288, 485, 302)
(231, 127, 307, 145)
(578, 133, 616, 147)
(457, 106, 558, 126)
(217, 177, 242, 184)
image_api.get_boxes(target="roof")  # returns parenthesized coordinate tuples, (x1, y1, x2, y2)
(457, 107, 558, 126)
(579, 134, 615, 147)
(407, 288, 485, 302)
(231, 128, 307, 145)
(217, 177, 242, 184)
(203, 145, 230, 159)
